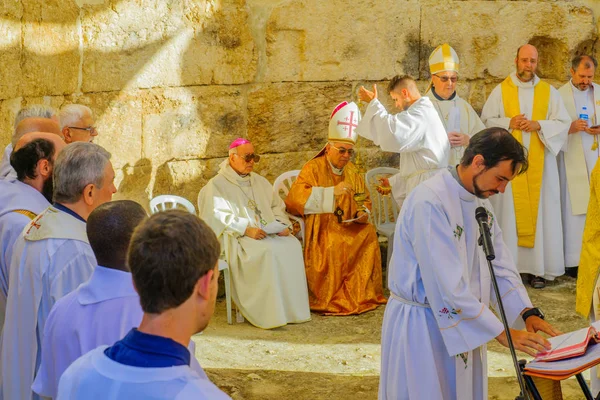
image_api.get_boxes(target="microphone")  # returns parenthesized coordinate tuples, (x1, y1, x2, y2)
(475, 206, 495, 261)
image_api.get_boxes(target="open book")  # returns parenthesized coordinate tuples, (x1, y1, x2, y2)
(534, 325, 599, 362)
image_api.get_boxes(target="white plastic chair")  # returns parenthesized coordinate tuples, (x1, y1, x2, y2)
(218, 260, 233, 325)
(273, 170, 306, 247)
(149, 195, 196, 214)
(365, 167, 400, 268)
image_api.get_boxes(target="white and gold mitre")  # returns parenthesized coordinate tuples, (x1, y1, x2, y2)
(328, 101, 361, 144)
(429, 43, 460, 75)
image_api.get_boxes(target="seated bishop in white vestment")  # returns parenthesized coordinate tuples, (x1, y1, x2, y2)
(356, 75, 449, 209)
(198, 139, 310, 329)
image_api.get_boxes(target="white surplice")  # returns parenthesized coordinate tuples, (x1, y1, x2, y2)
(425, 90, 486, 166)
(198, 160, 310, 329)
(32, 266, 205, 399)
(481, 72, 570, 279)
(379, 169, 531, 400)
(557, 81, 600, 268)
(0, 205, 96, 400)
(0, 144, 16, 181)
(356, 96, 450, 208)
(57, 346, 230, 400)
(0, 179, 49, 334)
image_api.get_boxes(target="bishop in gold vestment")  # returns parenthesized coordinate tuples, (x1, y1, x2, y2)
(285, 101, 386, 315)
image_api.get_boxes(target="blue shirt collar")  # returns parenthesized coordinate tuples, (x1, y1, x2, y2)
(53, 202, 87, 223)
(105, 328, 191, 368)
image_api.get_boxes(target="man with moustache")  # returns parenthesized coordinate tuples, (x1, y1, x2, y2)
(557, 55, 600, 278)
(356, 75, 449, 209)
(59, 104, 99, 144)
(481, 44, 571, 288)
(0, 133, 66, 333)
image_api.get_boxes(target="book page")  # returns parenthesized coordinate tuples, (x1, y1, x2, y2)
(534, 327, 593, 361)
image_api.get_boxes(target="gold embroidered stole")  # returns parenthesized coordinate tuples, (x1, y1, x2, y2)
(501, 76, 550, 248)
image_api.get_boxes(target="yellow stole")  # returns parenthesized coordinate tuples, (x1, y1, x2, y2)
(500, 76, 550, 248)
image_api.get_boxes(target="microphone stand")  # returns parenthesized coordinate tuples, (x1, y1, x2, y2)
(476, 207, 529, 400)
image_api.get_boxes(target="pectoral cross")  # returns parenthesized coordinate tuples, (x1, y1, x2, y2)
(248, 199, 267, 226)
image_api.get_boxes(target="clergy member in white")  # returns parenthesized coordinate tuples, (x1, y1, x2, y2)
(356, 75, 449, 209)
(379, 128, 559, 400)
(198, 138, 310, 329)
(0, 142, 117, 400)
(0, 133, 65, 334)
(481, 44, 570, 288)
(425, 44, 485, 166)
(0, 104, 59, 180)
(558, 55, 600, 272)
(57, 211, 231, 400)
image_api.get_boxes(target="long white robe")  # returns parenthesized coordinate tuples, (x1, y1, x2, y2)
(481, 72, 570, 279)
(0, 179, 49, 333)
(356, 96, 450, 208)
(198, 160, 310, 329)
(557, 81, 600, 268)
(57, 346, 230, 400)
(32, 266, 204, 399)
(425, 90, 486, 166)
(0, 144, 15, 181)
(0, 205, 96, 400)
(379, 169, 531, 400)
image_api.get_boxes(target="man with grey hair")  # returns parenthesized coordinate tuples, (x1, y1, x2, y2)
(59, 104, 98, 144)
(0, 104, 59, 180)
(0, 142, 116, 400)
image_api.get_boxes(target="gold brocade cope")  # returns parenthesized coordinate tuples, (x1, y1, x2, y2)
(576, 161, 600, 318)
(501, 76, 550, 248)
(285, 156, 387, 315)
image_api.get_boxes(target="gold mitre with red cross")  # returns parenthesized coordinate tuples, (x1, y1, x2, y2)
(328, 101, 361, 144)
(429, 43, 460, 75)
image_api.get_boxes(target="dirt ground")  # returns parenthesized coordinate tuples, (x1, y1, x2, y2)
(193, 275, 591, 400)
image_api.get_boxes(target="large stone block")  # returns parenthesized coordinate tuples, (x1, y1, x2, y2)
(420, 1, 596, 80)
(21, 0, 80, 96)
(0, 2, 23, 100)
(0, 98, 23, 147)
(264, 0, 421, 82)
(81, 0, 257, 92)
(247, 82, 353, 154)
(141, 86, 247, 167)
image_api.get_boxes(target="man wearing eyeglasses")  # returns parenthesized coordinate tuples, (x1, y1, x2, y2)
(425, 44, 485, 167)
(356, 75, 450, 210)
(481, 44, 571, 289)
(59, 104, 98, 144)
(198, 138, 310, 329)
(286, 101, 387, 315)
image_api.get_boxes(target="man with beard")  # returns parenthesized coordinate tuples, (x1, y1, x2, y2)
(481, 44, 571, 288)
(356, 75, 449, 209)
(0, 133, 66, 333)
(557, 55, 600, 278)
(379, 128, 560, 400)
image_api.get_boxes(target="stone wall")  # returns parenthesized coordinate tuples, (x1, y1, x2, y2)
(0, 0, 599, 207)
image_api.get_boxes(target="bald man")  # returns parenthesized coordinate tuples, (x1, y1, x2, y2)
(481, 44, 571, 288)
(0, 132, 66, 333)
(0, 115, 61, 181)
(356, 75, 450, 210)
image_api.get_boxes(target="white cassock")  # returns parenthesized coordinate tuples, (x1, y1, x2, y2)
(0, 179, 49, 333)
(356, 96, 450, 208)
(0, 144, 16, 181)
(379, 168, 531, 400)
(425, 90, 486, 166)
(198, 160, 310, 329)
(56, 346, 230, 400)
(481, 72, 570, 279)
(0, 205, 96, 400)
(557, 81, 600, 268)
(32, 266, 205, 399)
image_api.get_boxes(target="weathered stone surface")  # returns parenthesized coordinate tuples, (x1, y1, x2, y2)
(247, 82, 352, 154)
(0, 2, 23, 100)
(0, 98, 23, 146)
(21, 0, 80, 96)
(141, 86, 247, 167)
(81, 0, 257, 92)
(420, 1, 596, 80)
(264, 0, 421, 82)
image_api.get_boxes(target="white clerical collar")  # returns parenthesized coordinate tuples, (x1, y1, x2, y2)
(510, 72, 539, 88)
(327, 159, 344, 175)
